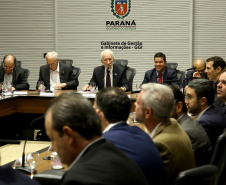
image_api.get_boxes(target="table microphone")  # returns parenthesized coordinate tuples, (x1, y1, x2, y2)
(0, 139, 21, 145)
(15, 115, 45, 174)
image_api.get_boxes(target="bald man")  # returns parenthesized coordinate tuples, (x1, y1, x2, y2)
(0, 55, 29, 90)
(185, 59, 206, 86)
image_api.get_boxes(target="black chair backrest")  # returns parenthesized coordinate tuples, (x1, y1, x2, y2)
(114, 59, 128, 67)
(126, 67, 136, 91)
(72, 66, 81, 79)
(176, 70, 185, 85)
(59, 59, 73, 67)
(166, 62, 178, 70)
(210, 130, 226, 167)
(175, 165, 218, 185)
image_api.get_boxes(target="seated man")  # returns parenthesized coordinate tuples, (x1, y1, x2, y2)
(135, 83, 195, 185)
(186, 79, 226, 149)
(36, 51, 78, 91)
(0, 54, 29, 90)
(83, 49, 129, 91)
(45, 92, 149, 185)
(217, 69, 226, 115)
(184, 59, 206, 86)
(141, 52, 178, 86)
(170, 85, 212, 166)
(95, 87, 166, 185)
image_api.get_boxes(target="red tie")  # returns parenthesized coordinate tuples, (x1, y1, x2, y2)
(106, 69, 111, 87)
(158, 73, 162, 84)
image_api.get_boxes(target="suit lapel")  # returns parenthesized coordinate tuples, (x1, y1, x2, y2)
(151, 69, 158, 83)
(163, 67, 168, 81)
(59, 62, 64, 83)
(45, 65, 50, 89)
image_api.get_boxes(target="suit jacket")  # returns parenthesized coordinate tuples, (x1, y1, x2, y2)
(36, 62, 78, 90)
(103, 122, 166, 185)
(61, 138, 149, 185)
(0, 164, 40, 185)
(152, 118, 195, 185)
(90, 64, 129, 91)
(0, 66, 29, 90)
(197, 106, 226, 149)
(142, 66, 178, 86)
(220, 103, 226, 116)
(178, 114, 212, 166)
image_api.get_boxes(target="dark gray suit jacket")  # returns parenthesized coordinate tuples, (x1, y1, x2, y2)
(36, 62, 78, 90)
(178, 114, 212, 166)
(90, 64, 129, 91)
(0, 66, 29, 90)
(142, 66, 178, 85)
(61, 139, 149, 185)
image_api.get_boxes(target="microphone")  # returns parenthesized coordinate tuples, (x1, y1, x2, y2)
(186, 67, 196, 71)
(15, 115, 45, 174)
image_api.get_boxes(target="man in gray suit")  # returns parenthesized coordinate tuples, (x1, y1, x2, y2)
(170, 85, 212, 166)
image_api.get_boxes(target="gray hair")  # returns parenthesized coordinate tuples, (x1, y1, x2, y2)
(141, 83, 175, 122)
(46, 51, 58, 61)
(101, 49, 114, 61)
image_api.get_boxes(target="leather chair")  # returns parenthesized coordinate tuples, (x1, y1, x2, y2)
(72, 66, 81, 79)
(59, 59, 73, 67)
(175, 165, 218, 185)
(210, 129, 226, 185)
(165, 62, 178, 70)
(114, 59, 136, 91)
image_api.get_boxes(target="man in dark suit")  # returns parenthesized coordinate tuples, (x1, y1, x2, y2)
(186, 79, 226, 149)
(36, 51, 78, 91)
(184, 59, 206, 86)
(170, 85, 212, 166)
(83, 49, 129, 91)
(141, 52, 178, 86)
(217, 69, 226, 115)
(44, 92, 149, 185)
(0, 54, 29, 90)
(135, 83, 195, 185)
(95, 87, 166, 185)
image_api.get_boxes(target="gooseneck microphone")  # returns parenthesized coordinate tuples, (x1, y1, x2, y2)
(186, 67, 196, 71)
(15, 115, 45, 174)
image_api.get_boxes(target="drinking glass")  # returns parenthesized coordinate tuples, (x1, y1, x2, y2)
(5, 82, 12, 95)
(38, 81, 45, 93)
(90, 82, 96, 93)
(26, 152, 39, 179)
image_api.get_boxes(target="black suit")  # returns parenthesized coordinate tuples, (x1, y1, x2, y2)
(36, 62, 78, 90)
(61, 139, 149, 185)
(0, 66, 29, 90)
(90, 64, 129, 91)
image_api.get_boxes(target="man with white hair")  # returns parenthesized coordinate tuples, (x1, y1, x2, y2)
(36, 51, 78, 91)
(83, 49, 129, 91)
(135, 83, 195, 185)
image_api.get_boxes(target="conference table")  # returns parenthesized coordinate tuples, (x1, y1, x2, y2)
(0, 90, 138, 117)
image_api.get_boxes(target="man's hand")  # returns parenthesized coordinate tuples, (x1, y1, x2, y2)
(54, 83, 67, 90)
(83, 85, 90, 91)
(120, 87, 126, 92)
(193, 71, 201, 78)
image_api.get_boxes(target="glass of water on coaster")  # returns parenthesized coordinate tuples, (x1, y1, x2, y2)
(26, 152, 39, 179)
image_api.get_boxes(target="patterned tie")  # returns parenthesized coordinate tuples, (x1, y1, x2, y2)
(106, 69, 111, 87)
(158, 73, 162, 84)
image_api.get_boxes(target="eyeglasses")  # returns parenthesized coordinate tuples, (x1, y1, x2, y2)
(103, 58, 113, 62)
(4, 66, 14, 69)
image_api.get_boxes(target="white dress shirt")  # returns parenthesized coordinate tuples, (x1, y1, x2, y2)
(50, 63, 60, 91)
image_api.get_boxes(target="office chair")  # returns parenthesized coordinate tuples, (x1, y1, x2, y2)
(210, 129, 226, 185)
(165, 62, 178, 70)
(114, 59, 128, 67)
(59, 59, 73, 66)
(24, 69, 30, 79)
(126, 67, 136, 91)
(176, 70, 185, 87)
(175, 165, 218, 185)
(72, 66, 81, 79)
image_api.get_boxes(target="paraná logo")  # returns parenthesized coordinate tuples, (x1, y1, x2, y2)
(111, 0, 131, 19)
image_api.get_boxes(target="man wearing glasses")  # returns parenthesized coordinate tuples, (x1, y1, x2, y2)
(36, 51, 78, 91)
(0, 54, 29, 90)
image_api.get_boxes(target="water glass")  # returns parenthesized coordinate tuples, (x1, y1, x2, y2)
(90, 82, 96, 93)
(26, 152, 39, 178)
(38, 81, 45, 93)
